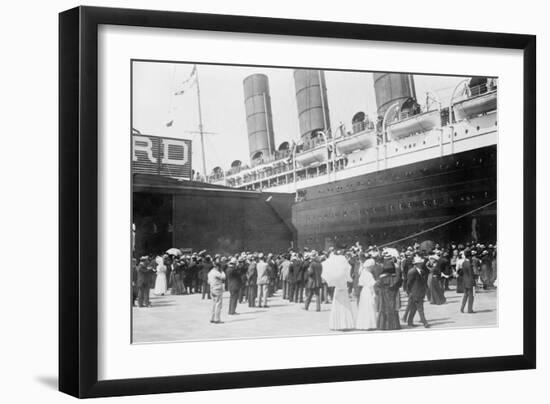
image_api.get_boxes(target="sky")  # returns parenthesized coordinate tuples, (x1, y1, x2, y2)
(132, 61, 467, 175)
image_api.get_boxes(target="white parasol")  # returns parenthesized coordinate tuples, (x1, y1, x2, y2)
(166, 248, 182, 256)
(383, 247, 399, 258)
(321, 254, 351, 288)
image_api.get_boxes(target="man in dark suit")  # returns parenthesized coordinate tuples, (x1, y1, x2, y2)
(237, 255, 248, 303)
(293, 256, 308, 303)
(136, 256, 154, 307)
(304, 252, 323, 311)
(438, 251, 452, 290)
(185, 256, 197, 294)
(199, 256, 213, 299)
(401, 248, 414, 291)
(247, 255, 258, 307)
(460, 251, 475, 313)
(405, 256, 430, 328)
(226, 257, 243, 315)
(287, 254, 300, 302)
(131, 258, 138, 306)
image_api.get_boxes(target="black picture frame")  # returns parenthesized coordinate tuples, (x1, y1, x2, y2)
(59, 6, 536, 398)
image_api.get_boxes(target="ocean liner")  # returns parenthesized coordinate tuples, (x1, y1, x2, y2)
(204, 70, 498, 251)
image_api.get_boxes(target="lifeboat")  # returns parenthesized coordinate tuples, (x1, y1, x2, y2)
(335, 130, 376, 154)
(387, 109, 441, 140)
(453, 90, 497, 121)
(294, 144, 328, 166)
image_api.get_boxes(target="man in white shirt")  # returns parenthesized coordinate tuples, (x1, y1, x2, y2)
(279, 255, 291, 300)
(208, 263, 226, 324)
(256, 254, 269, 308)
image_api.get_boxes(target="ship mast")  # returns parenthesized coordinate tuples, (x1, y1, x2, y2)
(195, 66, 207, 177)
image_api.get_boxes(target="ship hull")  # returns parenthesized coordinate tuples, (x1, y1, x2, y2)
(291, 145, 496, 250)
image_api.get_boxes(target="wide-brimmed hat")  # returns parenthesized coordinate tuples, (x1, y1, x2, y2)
(413, 256, 424, 264)
(364, 258, 376, 269)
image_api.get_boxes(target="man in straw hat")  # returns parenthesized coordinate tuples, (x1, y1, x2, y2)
(256, 253, 270, 308)
(208, 261, 226, 324)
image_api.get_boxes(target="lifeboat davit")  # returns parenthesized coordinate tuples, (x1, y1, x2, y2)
(387, 109, 441, 140)
(453, 90, 497, 121)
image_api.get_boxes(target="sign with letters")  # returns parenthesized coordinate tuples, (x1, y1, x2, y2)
(132, 134, 192, 179)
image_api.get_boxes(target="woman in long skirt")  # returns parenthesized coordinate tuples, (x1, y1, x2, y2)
(480, 250, 493, 289)
(154, 256, 168, 295)
(322, 253, 355, 331)
(355, 259, 377, 330)
(427, 256, 446, 305)
(329, 288, 355, 330)
(375, 270, 402, 330)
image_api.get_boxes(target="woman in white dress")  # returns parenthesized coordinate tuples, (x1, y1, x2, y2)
(153, 256, 167, 295)
(355, 258, 377, 330)
(322, 252, 355, 331)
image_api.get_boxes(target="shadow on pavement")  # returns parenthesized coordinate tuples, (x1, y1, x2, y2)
(35, 375, 58, 390)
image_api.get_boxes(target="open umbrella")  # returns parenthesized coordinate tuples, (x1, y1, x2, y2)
(419, 240, 435, 253)
(166, 248, 182, 256)
(321, 255, 351, 288)
(383, 247, 399, 258)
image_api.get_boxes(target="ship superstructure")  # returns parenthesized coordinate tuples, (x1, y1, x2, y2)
(206, 71, 497, 250)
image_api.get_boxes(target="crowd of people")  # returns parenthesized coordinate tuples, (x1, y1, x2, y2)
(132, 240, 497, 330)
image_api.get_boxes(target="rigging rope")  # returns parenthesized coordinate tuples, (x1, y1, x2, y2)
(167, 64, 177, 117)
(378, 199, 496, 248)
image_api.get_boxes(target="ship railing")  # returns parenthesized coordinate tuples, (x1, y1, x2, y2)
(467, 81, 497, 98)
(207, 173, 225, 182)
(250, 149, 291, 167)
(218, 151, 291, 181)
(397, 107, 435, 122)
(339, 121, 376, 137)
(469, 83, 488, 97)
(238, 161, 296, 184)
(299, 137, 329, 153)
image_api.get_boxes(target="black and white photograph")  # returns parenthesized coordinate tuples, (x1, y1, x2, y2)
(131, 61, 498, 343)
(0, 0, 544, 401)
